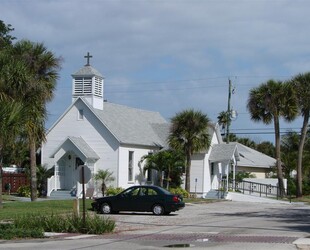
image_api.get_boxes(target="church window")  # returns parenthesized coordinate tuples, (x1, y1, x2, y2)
(78, 109, 84, 120)
(128, 151, 134, 182)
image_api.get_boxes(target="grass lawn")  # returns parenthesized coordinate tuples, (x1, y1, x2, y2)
(0, 195, 94, 220)
(290, 195, 310, 205)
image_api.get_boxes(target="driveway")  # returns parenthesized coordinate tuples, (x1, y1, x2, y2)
(1, 200, 310, 249)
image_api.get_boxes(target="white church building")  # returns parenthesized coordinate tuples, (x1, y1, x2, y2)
(41, 54, 275, 198)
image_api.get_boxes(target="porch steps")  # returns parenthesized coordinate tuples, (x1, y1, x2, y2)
(205, 190, 228, 199)
(49, 190, 76, 200)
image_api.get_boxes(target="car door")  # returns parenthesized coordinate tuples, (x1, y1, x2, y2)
(136, 187, 164, 212)
(131, 187, 149, 212)
(112, 187, 138, 211)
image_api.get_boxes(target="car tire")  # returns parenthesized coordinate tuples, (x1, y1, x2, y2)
(100, 202, 112, 214)
(152, 204, 164, 215)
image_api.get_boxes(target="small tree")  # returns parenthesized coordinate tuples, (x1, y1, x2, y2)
(94, 169, 115, 196)
(36, 164, 53, 196)
(140, 150, 185, 188)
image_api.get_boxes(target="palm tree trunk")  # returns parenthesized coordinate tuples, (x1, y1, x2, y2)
(30, 137, 37, 201)
(159, 173, 163, 187)
(0, 164, 2, 209)
(185, 151, 191, 192)
(297, 112, 309, 197)
(0, 145, 3, 208)
(166, 170, 170, 190)
(274, 118, 285, 197)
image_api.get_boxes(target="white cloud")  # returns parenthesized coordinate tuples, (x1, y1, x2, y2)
(1, 0, 309, 142)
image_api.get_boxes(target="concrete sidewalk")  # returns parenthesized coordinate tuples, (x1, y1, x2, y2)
(227, 192, 296, 204)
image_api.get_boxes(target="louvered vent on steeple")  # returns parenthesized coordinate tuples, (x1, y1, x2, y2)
(74, 77, 92, 94)
(71, 53, 104, 110)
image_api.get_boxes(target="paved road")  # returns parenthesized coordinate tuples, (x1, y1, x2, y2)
(1, 200, 310, 249)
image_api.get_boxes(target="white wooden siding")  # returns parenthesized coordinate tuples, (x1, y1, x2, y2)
(118, 146, 154, 189)
(42, 100, 119, 183)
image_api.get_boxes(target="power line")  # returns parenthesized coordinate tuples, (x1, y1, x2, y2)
(231, 127, 302, 131)
(56, 74, 294, 91)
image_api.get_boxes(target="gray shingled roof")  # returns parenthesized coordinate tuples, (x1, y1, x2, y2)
(68, 136, 100, 160)
(231, 142, 276, 169)
(90, 101, 168, 147)
(72, 65, 103, 78)
(209, 143, 240, 162)
(50, 136, 99, 160)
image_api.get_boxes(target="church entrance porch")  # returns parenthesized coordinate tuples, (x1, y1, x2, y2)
(47, 153, 83, 196)
(47, 136, 99, 197)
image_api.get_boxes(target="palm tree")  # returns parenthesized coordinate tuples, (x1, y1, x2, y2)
(237, 137, 257, 149)
(163, 150, 185, 189)
(247, 80, 298, 197)
(217, 111, 231, 139)
(0, 38, 28, 207)
(140, 151, 167, 187)
(140, 150, 185, 188)
(168, 109, 211, 192)
(0, 20, 15, 49)
(289, 73, 310, 197)
(256, 141, 275, 158)
(11, 40, 61, 201)
(36, 164, 53, 197)
(217, 110, 230, 135)
(0, 100, 25, 208)
(94, 169, 115, 196)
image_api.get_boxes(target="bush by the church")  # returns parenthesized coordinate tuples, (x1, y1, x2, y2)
(169, 187, 189, 198)
(0, 213, 116, 239)
(106, 186, 124, 196)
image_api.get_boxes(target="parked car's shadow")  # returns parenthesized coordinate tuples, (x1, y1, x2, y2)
(109, 212, 178, 216)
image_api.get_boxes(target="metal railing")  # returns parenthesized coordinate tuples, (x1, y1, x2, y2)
(227, 180, 283, 200)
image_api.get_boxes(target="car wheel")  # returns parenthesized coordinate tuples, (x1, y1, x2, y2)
(100, 202, 112, 214)
(152, 204, 164, 215)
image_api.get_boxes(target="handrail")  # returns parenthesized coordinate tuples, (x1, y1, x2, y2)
(47, 176, 56, 197)
(227, 180, 284, 200)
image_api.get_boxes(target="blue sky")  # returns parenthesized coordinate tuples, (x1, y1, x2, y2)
(1, 0, 309, 144)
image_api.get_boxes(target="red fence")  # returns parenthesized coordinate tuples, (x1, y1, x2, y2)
(2, 172, 29, 193)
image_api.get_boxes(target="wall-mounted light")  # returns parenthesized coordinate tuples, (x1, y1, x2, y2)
(68, 155, 71, 160)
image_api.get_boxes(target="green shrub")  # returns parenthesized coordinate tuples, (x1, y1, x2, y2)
(106, 186, 124, 196)
(169, 187, 189, 198)
(0, 222, 44, 240)
(16, 185, 31, 197)
(12, 212, 115, 235)
(17, 185, 39, 197)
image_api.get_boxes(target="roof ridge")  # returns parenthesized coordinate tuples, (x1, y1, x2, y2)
(104, 102, 164, 116)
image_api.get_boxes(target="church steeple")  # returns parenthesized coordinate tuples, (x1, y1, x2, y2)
(71, 53, 104, 110)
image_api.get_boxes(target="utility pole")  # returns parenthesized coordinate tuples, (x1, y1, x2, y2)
(226, 78, 232, 144)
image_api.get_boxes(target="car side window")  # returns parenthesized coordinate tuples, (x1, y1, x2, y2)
(131, 188, 140, 196)
(140, 187, 147, 196)
(148, 188, 158, 196)
(122, 187, 136, 196)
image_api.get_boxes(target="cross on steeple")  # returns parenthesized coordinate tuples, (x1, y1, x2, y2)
(84, 52, 92, 66)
